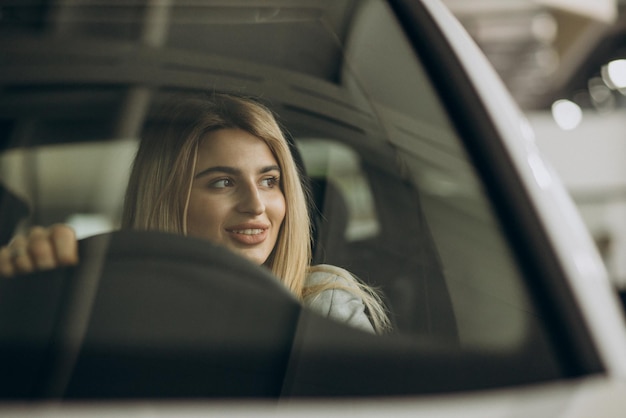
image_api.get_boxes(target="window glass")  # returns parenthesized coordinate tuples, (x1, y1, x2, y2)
(298, 139, 379, 242)
(0, 0, 561, 394)
(286, 0, 542, 350)
(0, 139, 137, 237)
(340, 0, 537, 347)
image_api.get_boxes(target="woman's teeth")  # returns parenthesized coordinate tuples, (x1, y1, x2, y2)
(233, 229, 263, 235)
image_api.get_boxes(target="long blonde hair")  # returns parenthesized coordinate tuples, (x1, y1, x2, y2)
(122, 93, 389, 332)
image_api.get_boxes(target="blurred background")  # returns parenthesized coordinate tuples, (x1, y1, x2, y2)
(443, 0, 626, 288)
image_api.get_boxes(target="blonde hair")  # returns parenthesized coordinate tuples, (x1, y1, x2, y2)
(122, 93, 389, 333)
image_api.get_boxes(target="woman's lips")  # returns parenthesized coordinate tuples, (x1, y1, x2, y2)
(226, 224, 269, 245)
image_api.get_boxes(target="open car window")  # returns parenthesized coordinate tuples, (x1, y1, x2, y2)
(0, 0, 580, 398)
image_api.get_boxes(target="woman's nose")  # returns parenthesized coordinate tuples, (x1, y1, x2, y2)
(237, 184, 265, 215)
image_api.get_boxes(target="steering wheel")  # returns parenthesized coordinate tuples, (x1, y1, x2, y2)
(0, 229, 522, 399)
(0, 230, 302, 398)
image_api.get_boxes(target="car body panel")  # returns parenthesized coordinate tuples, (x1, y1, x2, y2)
(2, 377, 626, 417)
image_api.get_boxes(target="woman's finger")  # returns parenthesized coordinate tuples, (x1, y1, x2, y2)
(9, 235, 36, 275)
(0, 245, 17, 277)
(28, 226, 57, 270)
(49, 224, 79, 266)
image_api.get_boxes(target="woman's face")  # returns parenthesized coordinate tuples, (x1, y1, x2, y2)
(186, 128, 286, 265)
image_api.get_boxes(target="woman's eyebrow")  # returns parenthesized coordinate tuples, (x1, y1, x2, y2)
(260, 165, 281, 174)
(194, 165, 280, 179)
(194, 166, 239, 179)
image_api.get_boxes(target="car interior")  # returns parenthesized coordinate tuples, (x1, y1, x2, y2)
(0, 0, 572, 399)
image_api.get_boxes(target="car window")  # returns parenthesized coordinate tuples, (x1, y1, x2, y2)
(342, 0, 536, 347)
(0, 0, 566, 397)
(299, 138, 379, 239)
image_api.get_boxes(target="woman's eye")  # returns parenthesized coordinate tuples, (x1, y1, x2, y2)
(210, 178, 232, 188)
(261, 176, 280, 188)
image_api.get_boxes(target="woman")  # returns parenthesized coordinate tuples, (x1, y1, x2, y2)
(0, 93, 390, 334)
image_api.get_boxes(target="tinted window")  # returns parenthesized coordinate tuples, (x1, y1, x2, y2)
(0, 0, 563, 397)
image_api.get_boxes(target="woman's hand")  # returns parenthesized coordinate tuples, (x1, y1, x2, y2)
(0, 224, 79, 278)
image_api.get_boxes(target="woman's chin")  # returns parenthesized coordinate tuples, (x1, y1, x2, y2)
(231, 247, 269, 266)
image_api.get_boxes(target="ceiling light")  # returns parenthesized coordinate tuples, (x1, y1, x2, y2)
(602, 59, 626, 89)
(551, 99, 582, 130)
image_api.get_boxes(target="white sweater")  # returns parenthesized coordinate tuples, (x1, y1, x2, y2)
(303, 264, 375, 333)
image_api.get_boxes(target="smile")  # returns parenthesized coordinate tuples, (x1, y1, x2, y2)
(231, 229, 264, 235)
(226, 225, 269, 245)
